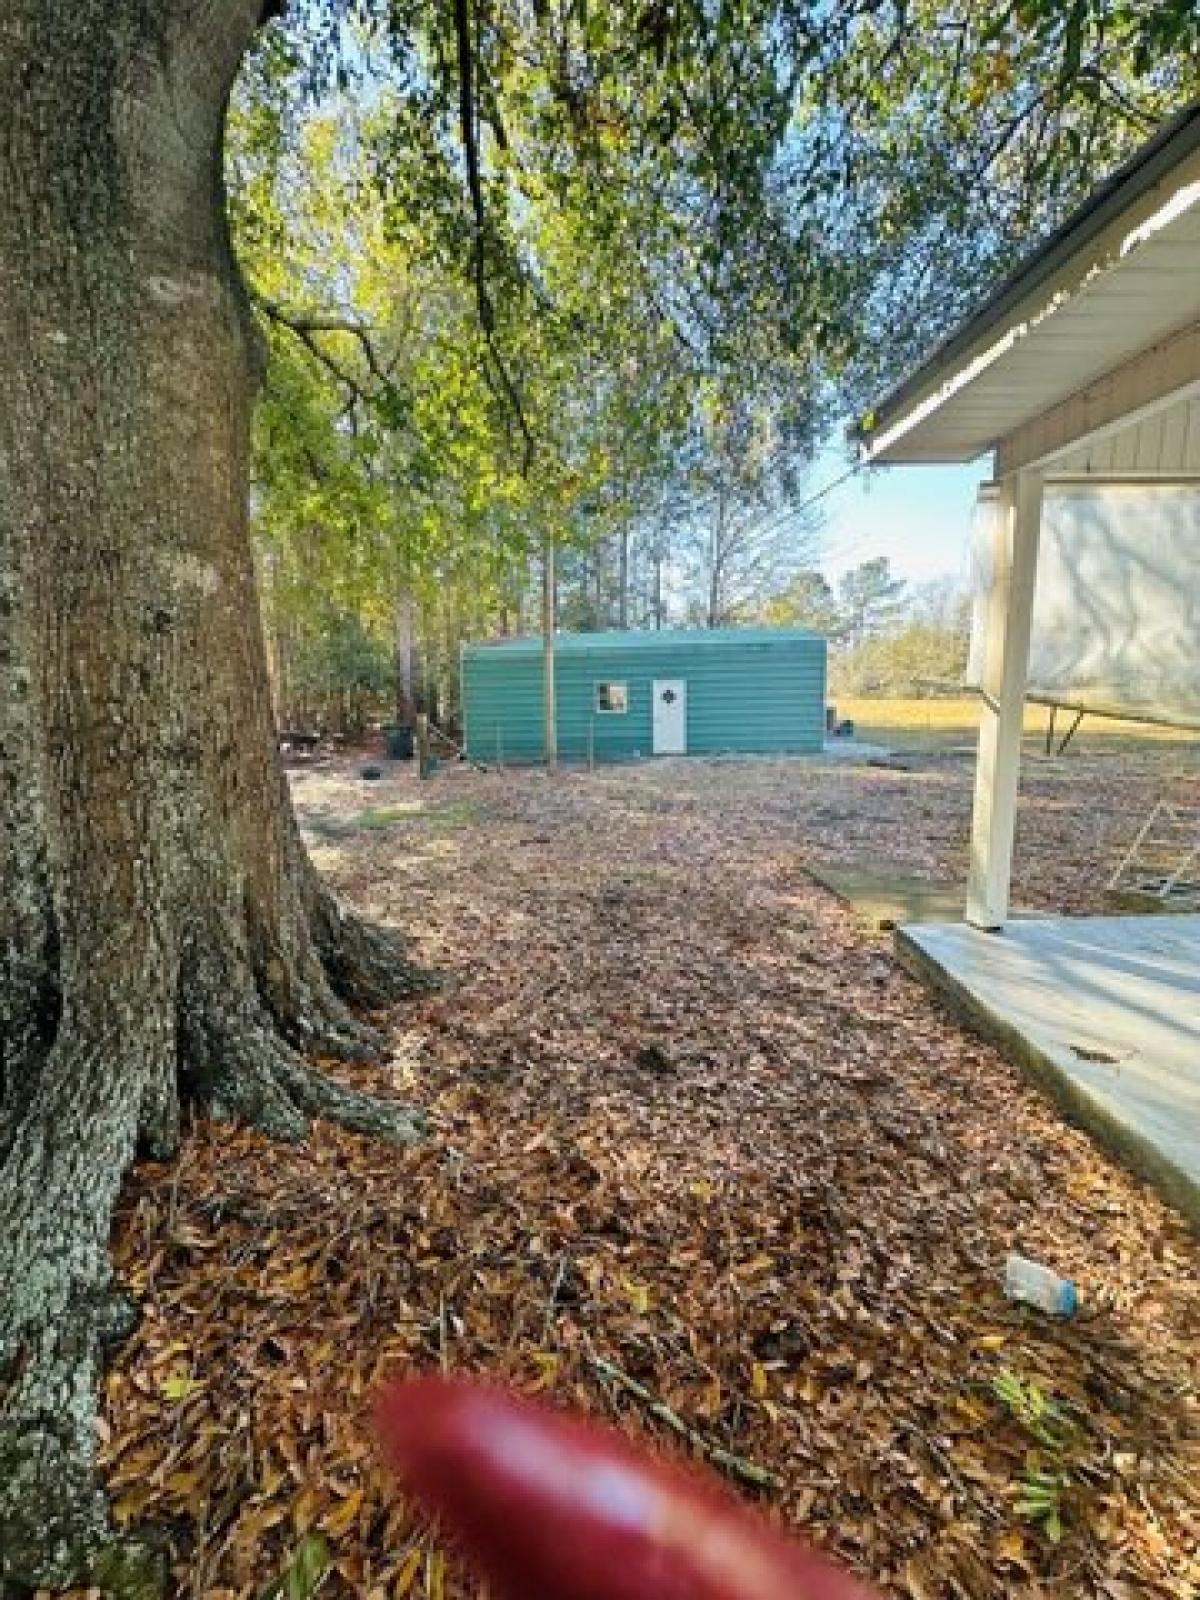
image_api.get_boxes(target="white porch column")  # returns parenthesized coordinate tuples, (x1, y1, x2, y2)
(966, 470, 1043, 930)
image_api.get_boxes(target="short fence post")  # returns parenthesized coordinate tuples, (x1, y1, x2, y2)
(416, 712, 430, 779)
(588, 717, 595, 772)
(496, 723, 504, 770)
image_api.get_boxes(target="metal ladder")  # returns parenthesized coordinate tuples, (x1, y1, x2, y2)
(1108, 799, 1200, 910)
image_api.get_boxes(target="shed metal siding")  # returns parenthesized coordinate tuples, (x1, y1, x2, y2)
(462, 629, 826, 763)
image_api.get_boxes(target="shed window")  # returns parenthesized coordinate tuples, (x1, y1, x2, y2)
(595, 681, 629, 714)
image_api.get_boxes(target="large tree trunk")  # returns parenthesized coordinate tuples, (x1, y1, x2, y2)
(0, 4, 424, 1589)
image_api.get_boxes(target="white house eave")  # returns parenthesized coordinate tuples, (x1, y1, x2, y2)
(856, 113, 1200, 468)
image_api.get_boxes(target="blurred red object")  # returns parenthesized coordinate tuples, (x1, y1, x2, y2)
(375, 1376, 880, 1600)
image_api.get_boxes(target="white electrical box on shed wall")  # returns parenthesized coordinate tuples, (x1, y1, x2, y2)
(967, 480, 1200, 729)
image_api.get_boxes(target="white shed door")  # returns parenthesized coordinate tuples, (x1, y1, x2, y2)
(652, 679, 687, 754)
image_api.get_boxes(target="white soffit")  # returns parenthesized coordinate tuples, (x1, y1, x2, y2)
(860, 126, 1200, 465)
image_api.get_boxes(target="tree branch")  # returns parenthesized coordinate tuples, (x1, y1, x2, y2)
(452, 0, 535, 473)
(250, 291, 415, 434)
(253, 294, 391, 385)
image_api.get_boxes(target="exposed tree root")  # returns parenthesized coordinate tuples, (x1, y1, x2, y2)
(277, 1054, 427, 1142)
(182, 1002, 312, 1143)
(309, 890, 440, 1010)
(182, 974, 427, 1147)
(0, 1020, 161, 1593)
(0, 905, 429, 1593)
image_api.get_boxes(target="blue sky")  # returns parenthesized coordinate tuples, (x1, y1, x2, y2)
(812, 448, 989, 590)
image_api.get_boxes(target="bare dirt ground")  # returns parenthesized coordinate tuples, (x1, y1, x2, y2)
(93, 737, 1200, 1599)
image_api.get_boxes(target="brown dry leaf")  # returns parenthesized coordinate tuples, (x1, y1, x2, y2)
(393, 1548, 424, 1596)
(291, 1486, 322, 1534)
(323, 1488, 365, 1538)
(904, 1556, 939, 1600)
(425, 1547, 446, 1600)
(621, 1277, 653, 1314)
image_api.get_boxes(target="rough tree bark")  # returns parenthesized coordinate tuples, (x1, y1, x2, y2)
(0, 3, 425, 1589)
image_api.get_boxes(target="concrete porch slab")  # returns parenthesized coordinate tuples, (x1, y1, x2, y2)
(809, 862, 1038, 931)
(810, 865, 971, 930)
(897, 916, 1200, 1226)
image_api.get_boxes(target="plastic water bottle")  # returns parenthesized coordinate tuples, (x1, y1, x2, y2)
(1004, 1253, 1077, 1316)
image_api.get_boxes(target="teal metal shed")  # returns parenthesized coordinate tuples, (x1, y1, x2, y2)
(461, 627, 827, 764)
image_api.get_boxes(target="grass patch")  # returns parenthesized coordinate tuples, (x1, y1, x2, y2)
(834, 696, 1200, 754)
(306, 800, 481, 839)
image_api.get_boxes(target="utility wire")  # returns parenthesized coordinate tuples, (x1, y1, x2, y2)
(740, 459, 869, 548)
